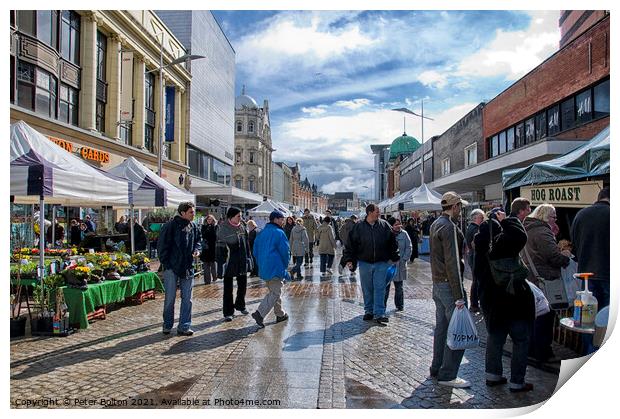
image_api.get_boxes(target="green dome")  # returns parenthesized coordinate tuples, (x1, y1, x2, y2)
(389, 132, 421, 160)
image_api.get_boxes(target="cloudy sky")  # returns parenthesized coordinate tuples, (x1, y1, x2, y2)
(212, 10, 561, 197)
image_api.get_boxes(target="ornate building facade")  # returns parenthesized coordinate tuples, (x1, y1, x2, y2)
(232, 87, 273, 197)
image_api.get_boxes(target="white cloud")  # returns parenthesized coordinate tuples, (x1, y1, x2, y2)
(301, 105, 328, 116)
(418, 70, 448, 89)
(321, 176, 373, 195)
(456, 11, 559, 80)
(333, 98, 371, 110)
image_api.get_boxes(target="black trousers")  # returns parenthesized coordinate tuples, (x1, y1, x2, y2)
(529, 310, 555, 361)
(304, 242, 315, 264)
(223, 275, 247, 317)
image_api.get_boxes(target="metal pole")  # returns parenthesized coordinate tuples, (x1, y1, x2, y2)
(38, 196, 45, 287)
(421, 99, 424, 143)
(31, 204, 35, 247)
(51, 205, 55, 247)
(130, 205, 135, 255)
(157, 37, 164, 177)
(420, 100, 425, 185)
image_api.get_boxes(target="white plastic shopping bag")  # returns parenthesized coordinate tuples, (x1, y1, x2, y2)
(561, 258, 580, 306)
(447, 307, 479, 350)
(527, 280, 550, 318)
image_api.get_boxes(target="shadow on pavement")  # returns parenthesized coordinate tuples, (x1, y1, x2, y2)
(282, 316, 376, 351)
(161, 325, 258, 356)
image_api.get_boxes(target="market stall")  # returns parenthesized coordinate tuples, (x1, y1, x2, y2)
(248, 199, 293, 229)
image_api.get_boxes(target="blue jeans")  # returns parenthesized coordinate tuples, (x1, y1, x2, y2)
(358, 261, 389, 318)
(486, 319, 531, 386)
(430, 282, 466, 381)
(291, 256, 304, 277)
(384, 281, 404, 309)
(163, 269, 194, 331)
(320, 254, 334, 273)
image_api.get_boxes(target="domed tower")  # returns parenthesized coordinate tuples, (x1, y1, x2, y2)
(387, 131, 421, 197)
(233, 85, 273, 197)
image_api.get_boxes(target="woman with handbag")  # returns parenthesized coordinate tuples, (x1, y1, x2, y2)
(522, 204, 571, 363)
(200, 215, 218, 284)
(474, 206, 535, 392)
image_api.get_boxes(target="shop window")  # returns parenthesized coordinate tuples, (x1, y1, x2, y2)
(575, 89, 592, 124)
(36, 10, 58, 48)
(525, 118, 535, 144)
(61, 11, 80, 65)
(16, 11, 35, 36)
(515, 122, 525, 148)
(561, 97, 575, 131)
(59, 83, 79, 126)
(506, 127, 515, 151)
(547, 105, 560, 136)
(535, 111, 547, 140)
(593, 79, 609, 119)
(499, 131, 506, 155)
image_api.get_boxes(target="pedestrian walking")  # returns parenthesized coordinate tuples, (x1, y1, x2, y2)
(252, 210, 290, 328)
(284, 216, 295, 241)
(157, 202, 202, 336)
(404, 218, 420, 263)
(289, 218, 309, 280)
(200, 215, 218, 284)
(465, 209, 485, 312)
(343, 204, 399, 324)
(317, 216, 337, 277)
(247, 219, 259, 277)
(475, 205, 535, 393)
(338, 215, 358, 278)
(216, 207, 251, 322)
(384, 218, 412, 311)
(302, 209, 319, 267)
(429, 191, 470, 388)
(523, 203, 570, 363)
(325, 209, 340, 242)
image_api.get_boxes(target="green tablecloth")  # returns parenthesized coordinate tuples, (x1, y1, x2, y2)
(58, 272, 163, 329)
(11, 278, 39, 287)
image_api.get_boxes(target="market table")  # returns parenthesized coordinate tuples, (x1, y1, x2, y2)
(559, 317, 595, 334)
(59, 272, 163, 329)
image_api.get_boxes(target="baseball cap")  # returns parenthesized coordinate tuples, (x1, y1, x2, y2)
(269, 210, 285, 221)
(441, 191, 468, 207)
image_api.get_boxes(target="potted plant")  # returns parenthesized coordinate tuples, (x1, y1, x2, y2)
(10, 293, 27, 338)
(131, 253, 151, 273)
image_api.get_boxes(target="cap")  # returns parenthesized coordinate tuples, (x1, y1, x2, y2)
(441, 191, 468, 207)
(269, 210, 285, 221)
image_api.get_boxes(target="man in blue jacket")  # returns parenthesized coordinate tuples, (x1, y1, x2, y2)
(252, 210, 290, 328)
(157, 202, 201, 336)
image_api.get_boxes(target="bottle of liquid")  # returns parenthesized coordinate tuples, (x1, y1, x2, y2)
(52, 311, 60, 334)
(580, 287, 598, 327)
(573, 292, 583, 327)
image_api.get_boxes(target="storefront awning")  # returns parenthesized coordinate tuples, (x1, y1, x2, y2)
(190, 176, 264, 204)
(502, 126, 610, 190)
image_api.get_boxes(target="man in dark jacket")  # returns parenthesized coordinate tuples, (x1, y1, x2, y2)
(465, 209, 484, 312)
(343, 204, 399, 324)
(475, 205, 535, 393)
(571, 187, 610, 309)
(157, 202, 201, 336)
(429, 192, 470, 388)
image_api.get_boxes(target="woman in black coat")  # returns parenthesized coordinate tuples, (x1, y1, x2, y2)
(284, 216, 295, 240)
(200, 215, 218, 284)
(404, 218, 420, 262)
(474, 209, 535, 392)
(247, 220, 259, 277)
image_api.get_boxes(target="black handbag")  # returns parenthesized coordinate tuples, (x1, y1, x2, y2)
(487, 221, 529, 295)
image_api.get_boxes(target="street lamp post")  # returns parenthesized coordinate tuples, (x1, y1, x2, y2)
(392, 101, 434, 184)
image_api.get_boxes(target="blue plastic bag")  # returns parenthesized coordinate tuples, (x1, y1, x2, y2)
(385, 264, 397, 284)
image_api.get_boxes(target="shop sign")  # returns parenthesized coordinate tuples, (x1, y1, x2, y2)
(48, 136, 74, 153)
(80, 147, 110, 163)
(522, 181, 603, 208)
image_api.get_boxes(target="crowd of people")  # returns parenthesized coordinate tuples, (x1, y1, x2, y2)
(155, 186, 609, 393)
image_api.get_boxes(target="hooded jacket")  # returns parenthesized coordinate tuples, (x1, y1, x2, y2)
(157, 215, 202, 277)
(522, 217, 570, 282)
(289, 224, 309, 257)
(317, 223, 337, 255)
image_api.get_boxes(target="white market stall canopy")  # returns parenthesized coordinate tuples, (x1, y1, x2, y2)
(248, 199, 293, 217)
(108, 157, 194, 208)
(10, 121, 131, 206)
(402, 183, 444, 211)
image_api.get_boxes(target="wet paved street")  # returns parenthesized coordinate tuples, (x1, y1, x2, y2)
(10, 252, 561, 409)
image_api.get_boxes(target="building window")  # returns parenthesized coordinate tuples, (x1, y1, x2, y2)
(547, 105, 560, 136)
(441, 158, 450, 176)
(35, 67, 57, 118)
(575, 89, 592, 125)
(36, 10, 58, 48)
(120, 124, 132, 146)
(515, 122, 525, 148)
(248, 120, 254, 133)
(16, 60, 35, 111)
(561, 97, 575, 131)
(61, 11, 80, 65)
(506, 127, 515, 152)
(58, 83, 78, 125)
(236, 120, 242, 132)
(95, 31, 107, 132)
(16, 11, 35, 36)
(464, 143, 477, 167)
(593, 79, 610, 119)
(235, 151, 242, 163)
(235, 178, 242, 189)
(535, 111, 547, 141)
(249, 151, 255, 163)
(144, 72, 155, 152)
(525, 118, 535, 144)
(498, 130, 506, 155)
(490, 134, 499, 157)
(211, 157, 231, 186)
(249, 177, 255, 192)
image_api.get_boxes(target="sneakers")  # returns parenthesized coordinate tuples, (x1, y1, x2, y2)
(509, 383, 534, 393)
(297, 275, 304, 280)
(237, 308, 249, 315)
(363, 313, 374, 321)
(162, 327, 172, 335)
(177, 329, 194, 336)
(396, 307, 404, 312)
(375, 316, 389, 324)
(252, 311, 265, 328)
(276, 313, 289, 323)
(224, 316, 233, 322)
(437, 377, 471, 388)
(486, 377, 508, 387)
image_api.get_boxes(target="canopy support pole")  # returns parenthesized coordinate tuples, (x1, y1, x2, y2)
(38, 196, 45, 289)
(130, 204, 135, 255)
(51, 205, 56, 247)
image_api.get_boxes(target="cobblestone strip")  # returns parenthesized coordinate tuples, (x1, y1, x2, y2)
(317, 290, 346, 408)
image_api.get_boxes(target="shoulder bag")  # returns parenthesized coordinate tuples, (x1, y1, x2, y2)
(487, 221, 529, 295)
(523, 246, 568, 310)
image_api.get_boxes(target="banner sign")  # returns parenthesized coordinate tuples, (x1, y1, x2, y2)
(521, 181, 603, 208)
(120, 52, 134, 122)
(165, 86, 175, 142)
